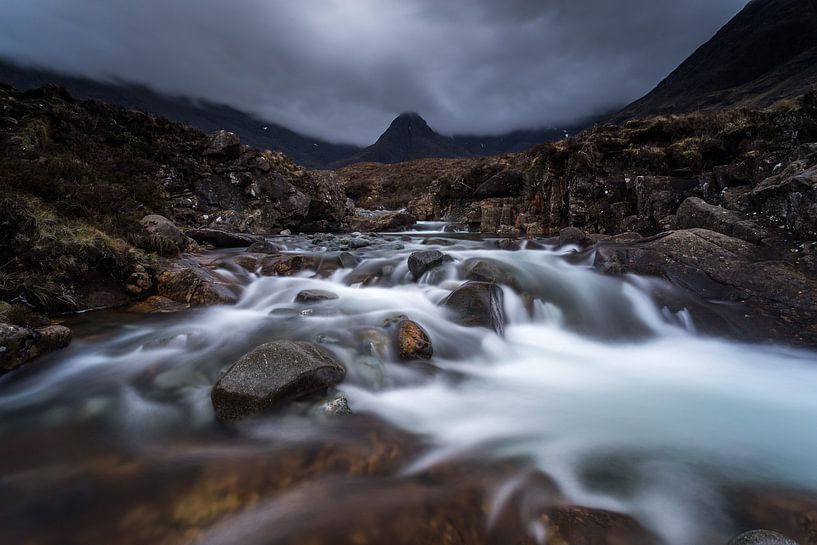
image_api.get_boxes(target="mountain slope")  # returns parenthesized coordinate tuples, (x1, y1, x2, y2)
(615, 0, 817, 120)
(332, 113, 582, 168)
(0, 59, 361, 169)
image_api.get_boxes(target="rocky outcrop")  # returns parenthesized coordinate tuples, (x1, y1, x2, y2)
(211, 341, 346, 421)
(676, 197, 769, 243)
(443, 281, 505, 334)
(0, 322, 72, 373)
(140, 215, 198, 256)
(184, 228, 259, 248)
(593, 229, 817, 347)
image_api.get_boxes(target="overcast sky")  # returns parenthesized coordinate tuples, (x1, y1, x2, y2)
(0, 0, 748, 144)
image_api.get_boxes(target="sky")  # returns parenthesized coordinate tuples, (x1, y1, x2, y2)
(0, 0, 749, 145)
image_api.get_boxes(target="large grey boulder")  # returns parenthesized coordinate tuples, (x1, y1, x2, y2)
(211, 341, 346, 421)
(407, 250, 452, 280)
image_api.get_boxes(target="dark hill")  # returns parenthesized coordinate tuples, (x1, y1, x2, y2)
(615, 0, 817, 120)
(0, 59, 361, 169)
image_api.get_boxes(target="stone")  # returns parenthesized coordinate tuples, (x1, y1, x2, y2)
(319, 391, 353, 416)
(140, 215, 197, 257)
(559, 227, 592, 247)
(259, 254, 321, 276)
(394, 320, 433, 361)
(1, 323, 72, 373)
(185, 228, 258, 248)
(211, 341, 346, 421)
(727, 530, 799, 545)
(747, 163, 817, 239)
(676, 197, 769, 243)
(337, 252, 358, 269)
(348, 211, 417, 233)
(443, 281, 505, 333)
(157, 259, 239, 306)
(407, 250, 452, 280)
(202, 130, 241, 158)
(247, 239, 282, 254)
(461, 259, 515, 287)
(295, 289, 339, 303)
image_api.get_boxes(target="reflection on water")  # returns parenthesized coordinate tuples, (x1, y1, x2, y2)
(1, 232, 816, 545)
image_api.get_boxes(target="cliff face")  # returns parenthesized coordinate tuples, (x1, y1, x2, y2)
(614, 0, 817, 121)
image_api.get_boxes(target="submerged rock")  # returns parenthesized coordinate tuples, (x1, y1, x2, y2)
(407, 250, 452, 280)
(443, 281, 505, 334)
(461, 258, 516, 287)
(394, 320, 433, 361)
(127, 296, 189, 314)
(246, 239, 282, 254)
(559, 227, 592, 248)
(295, 289, 339, 303)
(211, 341, 346, 421)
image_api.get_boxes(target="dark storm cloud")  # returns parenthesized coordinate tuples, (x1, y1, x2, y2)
(0, 0, 748, 144)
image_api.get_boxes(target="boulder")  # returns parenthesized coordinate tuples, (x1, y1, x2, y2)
(676, 197, 769, 243)
(394, 320, 433, 361)
(337, 252, 359, 269)
(185, 228, 258, 248)
(593, 228, 817, 347)
(461, 259, 516, 287)
(348, 211, 417, 233)
(443, 281, 505, 333)
(1, 323, 72, 373)
(259, 254, 322, 276)
(295, 289, 339, 303)
(211, 341, 346, 421)
(141, 215, 197, 257)
(157, 259, 239, 306)
(247, 240, 283, 254)
(202, 130, 241, 158)
(746, 163, 817, 239)
(407, 250, 452, 280)
(559, 227, 592, 247)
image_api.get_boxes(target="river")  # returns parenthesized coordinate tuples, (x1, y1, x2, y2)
(2, 228, 816, 545)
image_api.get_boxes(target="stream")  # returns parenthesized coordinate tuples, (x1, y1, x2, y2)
(2, 228, 817, 545)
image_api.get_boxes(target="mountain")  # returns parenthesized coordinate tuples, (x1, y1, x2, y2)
(0, 58, 361, 169)
(615, 0, 817, 121)
(331, 112, 580, 168)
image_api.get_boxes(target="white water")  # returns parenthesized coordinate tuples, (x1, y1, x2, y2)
(1, 234, 816, 544)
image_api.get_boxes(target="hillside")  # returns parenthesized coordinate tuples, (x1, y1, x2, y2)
(615, 0, 817, 120)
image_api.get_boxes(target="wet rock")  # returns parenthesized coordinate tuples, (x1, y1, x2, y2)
(461, 259, 516, 287)
(593, 228, 817, 347)
(394, 320, 433, 361)
(337, 251, 358, 269)
(259, 254, 321, 276)
(443, 281, 505, 333)
(496, 238, 522, 251)
(211, 341, 346, 421)
(246, 239, 282, 254)
(408, 250, 452, 280)
(728, 530, 800, 545)
(542, 506, 658, 545)
(140, 215, 197, 257)
(127, 296, 189, 314)
(125, 265, 153, 296)
(559, 227, 592, 247)
(295, 289, 339, 303)
(676, 197, 769, 243)
(348, 211, 417, 232)
(280, 229, 292, 236)
(185, 228, 258, 248)
(318, 391, 353, 416)
(0, 323, 72, 373)
(745, 162, 817, 239)
(157, 259, 239, 306)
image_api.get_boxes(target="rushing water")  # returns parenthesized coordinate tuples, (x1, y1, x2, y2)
(1, 231, 817, 545)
